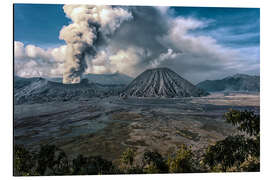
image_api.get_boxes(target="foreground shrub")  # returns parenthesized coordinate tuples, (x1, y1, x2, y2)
(142, 150, 168, 173)
(14, 144, 36, 176)
(72, 154, 114, 175)
(36, 144, 70, 175)
(167, 144, 194, 173)
(202, 109, 260, 172)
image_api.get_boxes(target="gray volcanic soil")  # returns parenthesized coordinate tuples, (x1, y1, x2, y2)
(14, 92, 259, 163)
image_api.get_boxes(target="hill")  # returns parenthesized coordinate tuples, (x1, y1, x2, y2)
(196, 74, 260, 92)
(14, 76, 125, 104)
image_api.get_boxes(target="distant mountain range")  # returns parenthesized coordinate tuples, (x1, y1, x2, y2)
(14, 76, 125, 104)
(124, 67, 209, 98)
(196, 74, 260, 92)
(47, 72, 133, 85)
(14, 72, 259, 105)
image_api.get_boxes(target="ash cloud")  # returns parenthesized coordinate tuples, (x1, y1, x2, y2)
(103, 6, 259, 83)
(59, 5, 132, 84)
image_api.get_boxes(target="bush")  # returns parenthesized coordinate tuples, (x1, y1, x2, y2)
(203, 135, 249, 171)
(119, 148, 142, 174)
(167, 144, 194, 173)
(36, 144, 70, 175)
(14, 144, 36, 176)
(120, 148, 135, 167)
(142, 150, 168, 173)
(72, 154, 114, 175)
(225, 109, 259, 136)
(202, 109, 260, 172)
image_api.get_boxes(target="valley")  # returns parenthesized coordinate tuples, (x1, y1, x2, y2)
(14, 92, 259, 163)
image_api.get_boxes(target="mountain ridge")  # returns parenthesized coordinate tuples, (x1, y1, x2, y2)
(196, 74, 260, 92)
(14, 76, 125, 104)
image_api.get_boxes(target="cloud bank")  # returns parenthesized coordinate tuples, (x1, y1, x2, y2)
(14, 6, 260, 84)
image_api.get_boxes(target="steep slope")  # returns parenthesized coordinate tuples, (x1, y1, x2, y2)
(14, 77, 125, 104)
(14, 76, 44, 90)
(197, 74, 260, 92)
(48, 72, 133, 85)
(123, 68, 208, 98)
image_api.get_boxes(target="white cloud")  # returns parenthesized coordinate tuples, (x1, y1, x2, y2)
(150, 48, 180, 68)
(14, 41, 65, 78)
(25, 44, 51, 61)
(109, 47, 142, 76)
(85, 47, 143, 76)
(49, 45, 67, 63)
(14, 41, 25, 60)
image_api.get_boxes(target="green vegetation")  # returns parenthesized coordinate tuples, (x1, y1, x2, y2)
(167, 144, 194, 173)
(202, 109, 260, 172)
(142, 150, 168, 173)
(14, 109, 259, 176)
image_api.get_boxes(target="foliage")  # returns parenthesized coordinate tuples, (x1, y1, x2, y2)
(14, 144, 36, 176)
(225, 109, 259, 136)
(36, 144, 70, 175)
(72, 154, 114, 175)
(240, 156, 260, 172)
(142, 150, 168, 173)
(203, 109, 260, 172)
(203, 135, 249, 171)
(118, 148, 143, 174)
(167, 144, 194, 173)
(120, 148, 135, 167)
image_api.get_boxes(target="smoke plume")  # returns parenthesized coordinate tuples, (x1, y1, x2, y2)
(59, 5, 132, 84)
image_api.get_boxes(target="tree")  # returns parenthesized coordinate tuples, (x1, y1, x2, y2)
(225, 109, 259, 137)
(72, 154, 114, 175)
(202, 109, 260, 172)
(167, 144, 194, 173)
(14, 144, 36, 176)
(36, 144, 70, 175)
(203, 135, 249, 171)
(142, 150, 168, 173)
(120, 148, 135, 167)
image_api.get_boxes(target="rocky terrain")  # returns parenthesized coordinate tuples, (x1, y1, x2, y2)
(197, 74, 260, 92)
(14, 76, 125, 105)
(124, 68, 208, 98)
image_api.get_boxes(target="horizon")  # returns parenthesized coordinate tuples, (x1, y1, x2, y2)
(14, 67, 260, 85)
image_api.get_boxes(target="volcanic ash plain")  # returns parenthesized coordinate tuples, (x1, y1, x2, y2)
(14, 92, 259, 163)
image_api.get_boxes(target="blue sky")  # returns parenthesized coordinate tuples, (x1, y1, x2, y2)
(14, 4, 260, 82)
(171, 7, 260, 48)
(14, 4, 69, 48)
(14, 5, 260, 50)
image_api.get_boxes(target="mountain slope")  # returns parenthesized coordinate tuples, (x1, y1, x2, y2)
(123, 68, 208, 98)
(14, 77, 125, 104)
(196, 74, 260, 92)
